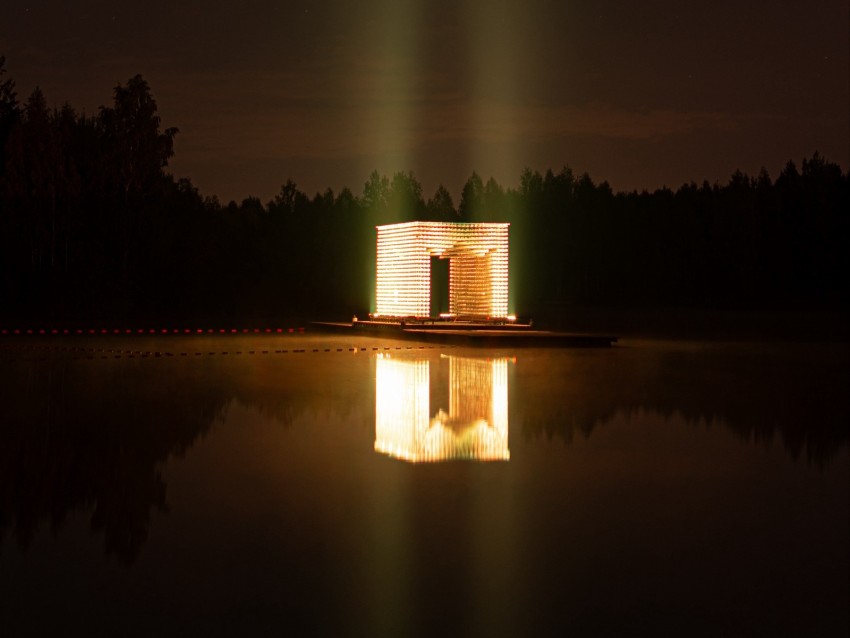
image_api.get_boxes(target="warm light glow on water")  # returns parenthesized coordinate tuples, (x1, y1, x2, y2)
(0, 334, 847, 636)
(374, 354, 510, 462)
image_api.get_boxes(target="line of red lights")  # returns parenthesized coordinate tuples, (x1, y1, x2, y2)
(0, 327, 305, 336)
(1, 343, 441, 362)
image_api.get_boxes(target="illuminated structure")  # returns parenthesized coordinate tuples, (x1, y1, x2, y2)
(375, 221, 509, 318)
(374, 354, 510, 462)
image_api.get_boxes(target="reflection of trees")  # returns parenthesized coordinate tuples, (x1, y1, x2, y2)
(515, 343, 850, 466)
(231, 362, 370, 428)
(1, 342, 846, 565)
(0, 351, 373, 564)
(0, 358, 231, 563)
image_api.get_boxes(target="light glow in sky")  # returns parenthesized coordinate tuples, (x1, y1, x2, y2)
(3, 0, 847, 202)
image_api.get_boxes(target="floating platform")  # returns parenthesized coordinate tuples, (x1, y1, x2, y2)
(312, 320, 617, 348)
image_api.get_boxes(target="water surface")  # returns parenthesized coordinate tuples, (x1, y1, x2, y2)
(1, 334, 847, 636)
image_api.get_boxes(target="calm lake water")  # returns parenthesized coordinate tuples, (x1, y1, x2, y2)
(1, 333, 848, 637)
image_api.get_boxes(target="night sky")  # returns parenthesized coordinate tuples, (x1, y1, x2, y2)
(3, 0, 848, 203)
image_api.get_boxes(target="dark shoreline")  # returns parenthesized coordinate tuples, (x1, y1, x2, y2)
(533, 305, 850, 342)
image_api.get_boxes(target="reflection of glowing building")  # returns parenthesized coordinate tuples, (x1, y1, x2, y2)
(375, 354, 510, 462)
(375, 221, 509, 318)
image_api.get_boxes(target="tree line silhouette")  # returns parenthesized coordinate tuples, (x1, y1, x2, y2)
(1, 60, 847, 324)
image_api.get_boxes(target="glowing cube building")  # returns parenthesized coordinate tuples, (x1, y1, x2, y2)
(375, 221, 509, 318)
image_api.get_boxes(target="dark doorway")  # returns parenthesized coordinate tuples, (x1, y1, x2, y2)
(430, 355, 449, 417)
(430, 256, 449, 317)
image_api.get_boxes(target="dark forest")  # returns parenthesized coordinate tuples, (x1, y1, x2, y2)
(1, 62, 848, 325)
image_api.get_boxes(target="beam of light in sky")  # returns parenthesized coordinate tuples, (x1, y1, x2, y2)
(465, 0, 522, 184)
(364, 0, 423, 175)
(3, 1, 847, 203)
(355, 1, 527, 193)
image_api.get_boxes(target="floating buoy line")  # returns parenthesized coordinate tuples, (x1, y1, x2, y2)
(1, 326, 306, 336)
(0, 326, 447, 363)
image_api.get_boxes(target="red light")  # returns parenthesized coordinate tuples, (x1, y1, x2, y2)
(265, 328, 271, 333)
(253, 328, 259, 333)
(288, 328, 294, 333)
(197, 329, 204, 334)
(219, 329, 225, 333)
(276, 328, 282, 333)
(231, 329, 237, 333)
(242, 329, 248, 333)
(88, 329, 95, 334)
(149, 329, 156, 334)
(172, 329, 179, 334)
(125, 329, 132, 334)
(51, 329, 58, 334)
(100, 329, 107, 334)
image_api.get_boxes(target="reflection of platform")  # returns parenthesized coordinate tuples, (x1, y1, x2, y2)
(374, 354, 510, 463)
(314, 321, 617, 347)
